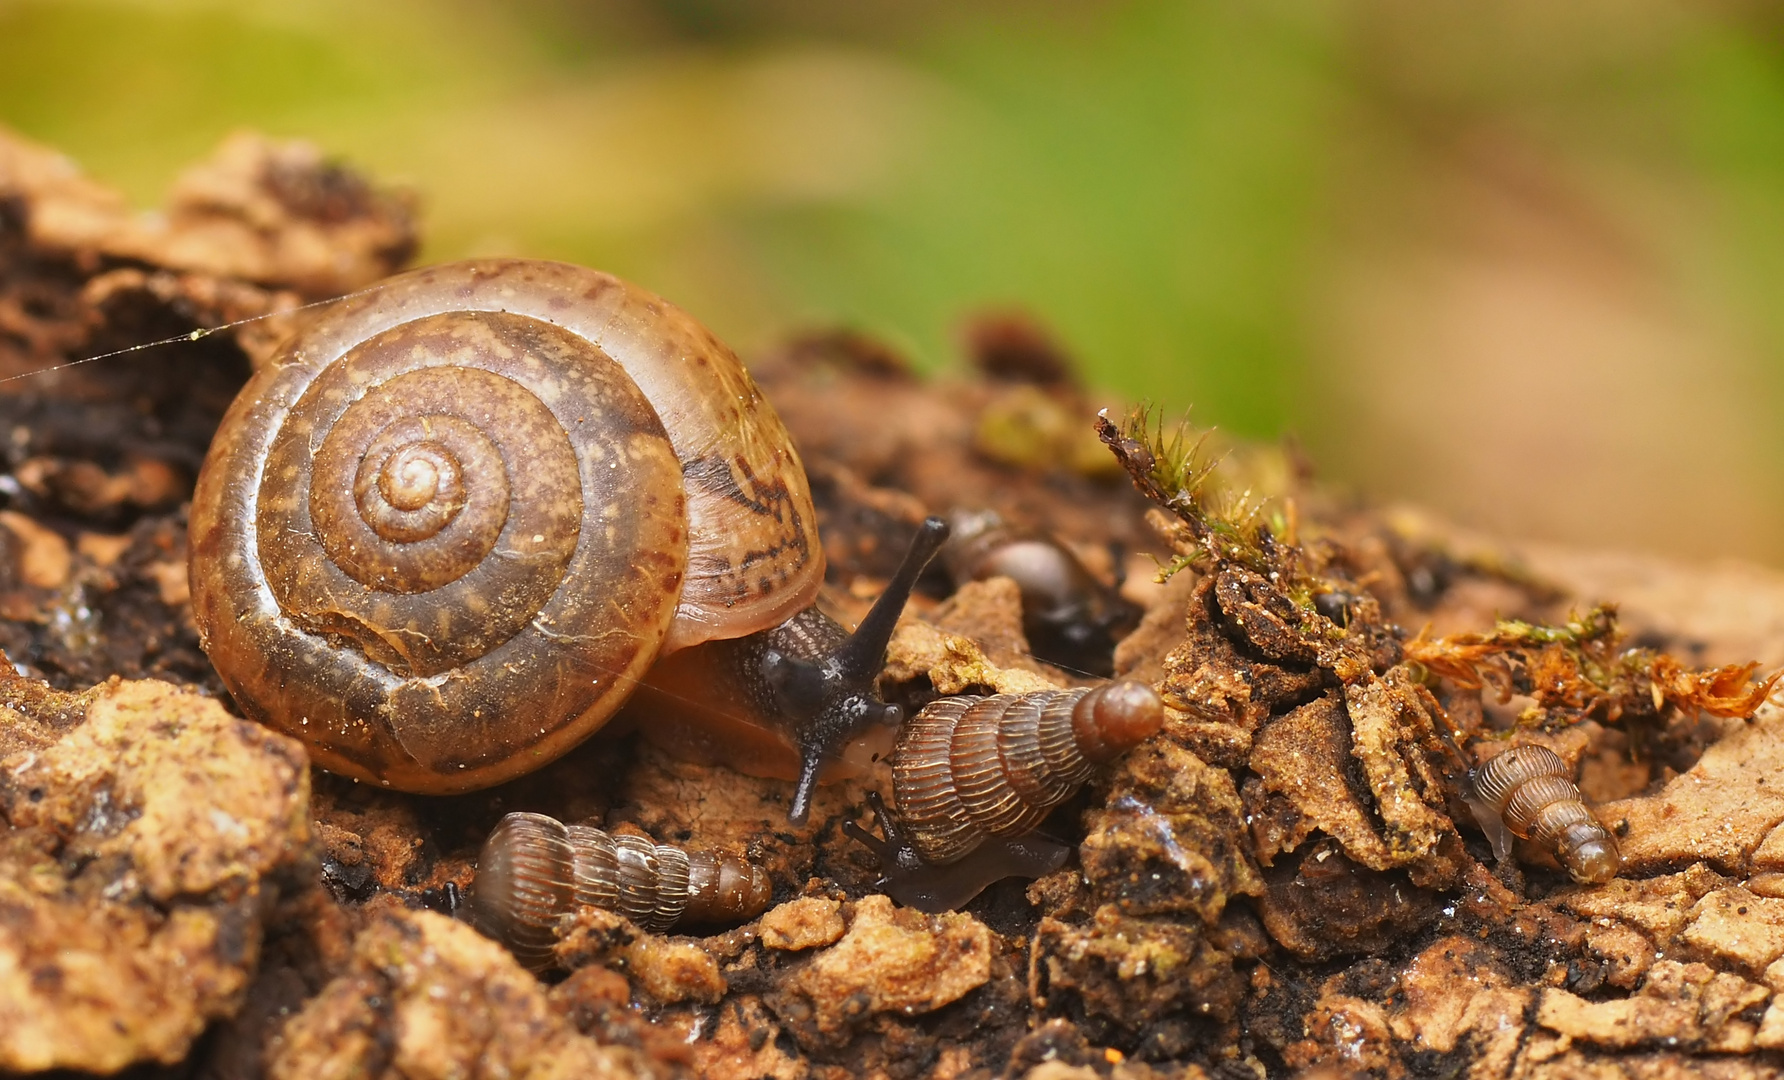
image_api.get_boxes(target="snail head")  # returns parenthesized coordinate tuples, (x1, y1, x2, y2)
(762, 516, 948, 825)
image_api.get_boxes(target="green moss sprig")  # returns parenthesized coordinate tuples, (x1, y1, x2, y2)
(1094, 405, 1278, 581)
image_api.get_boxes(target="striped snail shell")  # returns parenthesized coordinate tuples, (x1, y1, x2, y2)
(891, 680, 1164, 864)
(845, 681, 1164, 912)
(1466, 744, 1620, 885)
(466, 811, 772, 973)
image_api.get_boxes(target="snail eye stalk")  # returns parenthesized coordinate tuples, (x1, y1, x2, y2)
(762, 516, 949, 826)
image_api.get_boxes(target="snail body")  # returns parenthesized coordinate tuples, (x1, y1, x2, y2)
(1466, 744, 1620, 885)
(846, 680, 1164, 911)
(466, 811, 771, 973)
(941, 509, 1140, 677)
(189, 258, 944, 818)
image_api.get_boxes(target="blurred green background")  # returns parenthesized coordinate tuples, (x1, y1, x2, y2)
(3, 0, 1784, 563)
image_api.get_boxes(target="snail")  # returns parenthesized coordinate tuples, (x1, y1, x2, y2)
(845, 680, 1164, 912)
(188, 257, 945, 822)
(940, 509, 1141, 677)
(1464, 744, 1620, 885)
(465, 811, 771, 973)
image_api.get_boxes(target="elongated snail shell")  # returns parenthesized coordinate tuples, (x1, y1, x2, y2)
(467, 811, 771, 973)
(1468, 744, 1620, 885)
(891, 680, 1164, 864)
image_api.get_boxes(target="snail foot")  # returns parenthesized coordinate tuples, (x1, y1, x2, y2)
(844, 791, 1071, 913)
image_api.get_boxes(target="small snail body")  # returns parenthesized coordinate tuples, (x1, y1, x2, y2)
(846, 680, 1164, 911)
(466, 811, 771, 973)
(1466, 744, 1620, 885)
(189, 259, 943, 818)
(941, 509, 1140, 677)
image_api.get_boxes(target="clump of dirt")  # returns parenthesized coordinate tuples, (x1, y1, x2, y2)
(0, 676, 313, 1073)
(270, 909, 658, 1080)
(8, 123, 1784, 1080)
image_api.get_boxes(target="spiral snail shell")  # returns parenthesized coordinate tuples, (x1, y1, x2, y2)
(846, 680, 1164, 911)
(1466, 744, 1620, 885)
(189, 258, 945, 818)
(466, 811, 771, 973)
(940, 509, 1141, 677)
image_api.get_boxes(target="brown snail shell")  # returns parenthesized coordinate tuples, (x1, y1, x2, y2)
(1466, 744, 1620, 885)
(940, 508, 1141, 677)
(891, 680, 1164, 863)
(466, 811, 771, 973)
(189, 258, 937, 810)
(847, 680, 1164, 912)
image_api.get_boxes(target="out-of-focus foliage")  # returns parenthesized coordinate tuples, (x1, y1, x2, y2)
(5, 0, 1784, 561)
(0, 0, 1329, 435)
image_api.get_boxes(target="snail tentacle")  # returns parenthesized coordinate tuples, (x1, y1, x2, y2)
(762, 515, 949, 824)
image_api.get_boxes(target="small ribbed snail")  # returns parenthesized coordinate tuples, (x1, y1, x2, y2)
(1465, 744, 1620, 885)
(465, 811, 771, 973)
(188, 258, 944, 821)
(845, 680, 1164, 911)
(940, 509, 1140, 677)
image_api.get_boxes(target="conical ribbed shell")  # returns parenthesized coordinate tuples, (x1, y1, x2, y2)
(1468, 744, 1620, 885)
(990, 692, 1050, 808)
(608, 831, 690, 931)
(468, 812, 771, 972)
(949, 696, 1034, 838)
(1503, 775, 1581, 840)
(891, 697, 975, 862)
(1038, 690, 1099, 789)
(1528, 796, 1599, 851)
(1471, 745, 1567, 818)
(890, 682, 1162, 865)
(467, 812, 575, 973)
(685, 851, 774, 924)
(564, 823, 620, 913)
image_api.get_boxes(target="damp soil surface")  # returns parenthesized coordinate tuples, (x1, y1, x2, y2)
(8, 126, 1784, 1079)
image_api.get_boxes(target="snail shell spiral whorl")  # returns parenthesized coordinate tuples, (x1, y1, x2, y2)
(891, 681, 1164, 865)
(190, 260, 821, 794)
